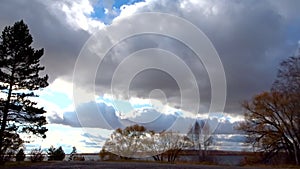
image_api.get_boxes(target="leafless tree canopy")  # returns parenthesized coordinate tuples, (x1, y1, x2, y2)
(238, 55, 300, 165)
(100, 124, 193, 162)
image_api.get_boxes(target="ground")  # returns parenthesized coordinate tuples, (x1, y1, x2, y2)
(3, 161, 300, 169)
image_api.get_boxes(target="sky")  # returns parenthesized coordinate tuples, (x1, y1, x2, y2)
(0, 0, 300, 154)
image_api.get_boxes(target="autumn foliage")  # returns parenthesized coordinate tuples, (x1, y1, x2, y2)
(238, 55, 300, 165)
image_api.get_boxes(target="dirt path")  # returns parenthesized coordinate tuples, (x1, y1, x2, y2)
(5, 161, 298, 169)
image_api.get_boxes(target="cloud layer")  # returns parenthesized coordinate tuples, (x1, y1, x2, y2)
(1, 0, 300, 114)
(1, 0, 300, 152)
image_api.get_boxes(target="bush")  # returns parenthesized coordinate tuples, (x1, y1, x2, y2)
(68, 146, 77, 161)
(16, 149, 26, 162)
(99, 148, 119, 161)
(240, 153, 263, 166)
(4, 150, 15, 162)
(73, 156, 85, 161)
(68, 146, 85, 161)
(48, 146, 65, 161)
(30, 148, 44, 162)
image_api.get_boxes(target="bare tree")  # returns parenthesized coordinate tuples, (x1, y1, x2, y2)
(102, 125, 153, 159)
(158, 131, 192, 163)
(272, 56, 300, 94)
(238, 51, 300, 164)
(187, 121, 213, 161)
(102, 125, 192, 162)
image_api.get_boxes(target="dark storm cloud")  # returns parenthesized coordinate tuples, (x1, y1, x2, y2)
(0, 0, 90, 82)
(116, 0, 300, 113)
(72, 0, 300, 115)
(94, 36, 193, 105)
(1, 0, 300, 116)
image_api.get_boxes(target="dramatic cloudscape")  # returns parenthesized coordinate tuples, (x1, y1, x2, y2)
(1, 0, 300, 153)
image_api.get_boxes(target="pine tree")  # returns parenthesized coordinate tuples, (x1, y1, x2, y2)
(0, 20, 49, 163)
(54, 146, 65, 161)
(48, 146, 65, 161)
(47, 146, 56, 161)
(16, 148, 26, 162)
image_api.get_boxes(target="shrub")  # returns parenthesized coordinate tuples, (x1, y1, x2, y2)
(16, 149, 26, 162)
(30, 148, 44, 162)
(99, 148, 119, 161)
(68, 146, 77, 161)
(48, 146, 65, 161)
(68, 146, 85, 161)
(73, 156, 85, 161)
(4, 150, 15, 162)
(240, 153, 263, 166)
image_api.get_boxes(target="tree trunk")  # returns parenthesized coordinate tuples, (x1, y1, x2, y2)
(152, 155, 158, 161)
(294, 143, 299, 165)
(0, 71, 14, 163)
(198, 142, 202, 161)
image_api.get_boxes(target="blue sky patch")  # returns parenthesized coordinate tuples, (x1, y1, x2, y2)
(90, 0, 145, 24)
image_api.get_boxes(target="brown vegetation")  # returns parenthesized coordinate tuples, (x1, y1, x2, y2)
(237, 55, 300, 165)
